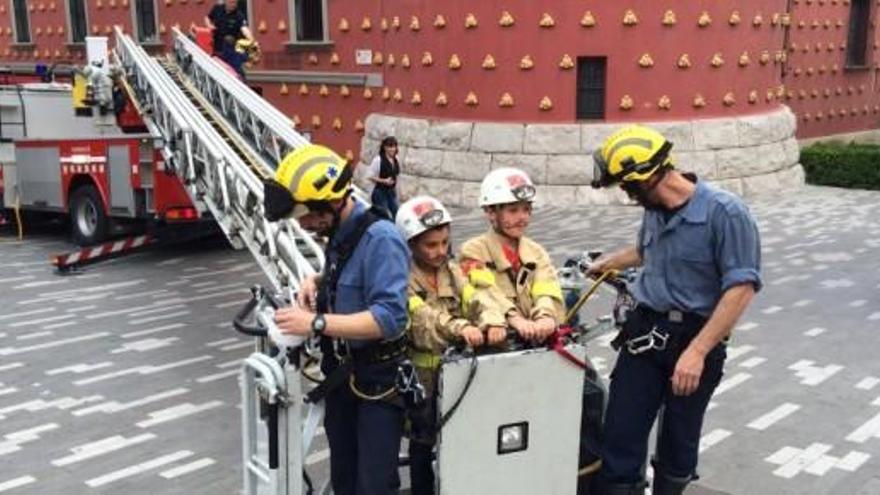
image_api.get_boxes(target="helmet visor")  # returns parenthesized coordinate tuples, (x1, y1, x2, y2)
(511, 184, 536, 202)
(591, 149, 611, 188)
(418, 208, 447, 228)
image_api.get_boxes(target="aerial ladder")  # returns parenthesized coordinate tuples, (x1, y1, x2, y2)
(113, 26, 616, 495)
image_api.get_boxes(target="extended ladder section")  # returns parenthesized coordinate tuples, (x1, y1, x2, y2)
(113, 27, 324, 295)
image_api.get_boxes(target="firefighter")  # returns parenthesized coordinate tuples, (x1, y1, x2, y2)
(395, 195, 511, 495)
(459, 168, 565, 345)
(588, 125, 762, 495)
(204, 0, 255, 77)
(265, 144, 410, 495)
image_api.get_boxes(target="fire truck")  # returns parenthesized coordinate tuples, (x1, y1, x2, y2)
(0, 41, 200, 246)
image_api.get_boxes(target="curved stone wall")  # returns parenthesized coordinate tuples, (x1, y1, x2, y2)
(358, 106, 804, 207)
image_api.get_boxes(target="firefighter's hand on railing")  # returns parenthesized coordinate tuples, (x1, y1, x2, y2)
(485, 326, 507, 346)
(460, 325, 485, 348)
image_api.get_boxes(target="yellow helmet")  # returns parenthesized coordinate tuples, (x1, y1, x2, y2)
(591, 125, 673, 188)
(264, 144, 352, 221)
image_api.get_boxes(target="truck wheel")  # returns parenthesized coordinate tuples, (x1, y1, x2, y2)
(70, 184, 108, 246)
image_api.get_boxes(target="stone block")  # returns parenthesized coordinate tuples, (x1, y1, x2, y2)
(736, 110, 791, 147)
(711, 178, 744, 197)
(693, 118, 740, 150)
(490, 153, 548, 184)
(741, 171, 784, 197)
(418, 176, 463, 206)
(652, 121, 696, 151)
(365, 113, 398, 141)
(359, 137, 379, 166)
(395, 117, 429, 147)
(403, 147, 445, 178)
(781, 137, 800, 166)
(460, 181, 483, 208)
(716, 143, 787, 179)
(397, 173, 422, 200)
(533, 185, 577, 209)
(546, 154, 593, 185)
(674, 151, 718, 179)
(573, 186, 632, 206)
(427, 121, 474, 151)
(524, 124, 582, 154)
(581, 123, 620, 153)
(471, 123, 525, 153)
(439, 151, 492, 181)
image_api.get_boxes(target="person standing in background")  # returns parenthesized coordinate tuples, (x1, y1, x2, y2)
(367, 137, 402, 218)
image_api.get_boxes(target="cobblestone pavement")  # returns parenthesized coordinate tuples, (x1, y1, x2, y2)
(1, 184, 879, 494)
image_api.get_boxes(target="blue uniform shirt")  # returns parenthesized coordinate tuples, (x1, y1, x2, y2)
(327, 202, 410, 346)
(631, 179, 762, 318)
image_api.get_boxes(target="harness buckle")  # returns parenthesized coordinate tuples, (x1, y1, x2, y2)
(625, 326, 669, 355)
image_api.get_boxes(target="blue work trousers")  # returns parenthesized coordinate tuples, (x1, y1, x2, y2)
(322, 358, 403, 495)
(599, 312, 726, 484)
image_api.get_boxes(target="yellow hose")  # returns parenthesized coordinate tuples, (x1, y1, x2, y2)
(564, 270, 616, 325)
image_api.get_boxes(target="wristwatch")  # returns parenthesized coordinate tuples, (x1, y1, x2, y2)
(311, 313, 327, 337)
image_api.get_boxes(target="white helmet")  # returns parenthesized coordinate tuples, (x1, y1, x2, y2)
(479, 167, 537, 207)
(395, 196, 453, 241)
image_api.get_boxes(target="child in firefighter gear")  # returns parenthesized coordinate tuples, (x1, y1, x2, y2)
(588, 125, 761, 495)
(266, 144, 410, 495)
(396, 196, 511, 495)
(459, 168, 566, 345)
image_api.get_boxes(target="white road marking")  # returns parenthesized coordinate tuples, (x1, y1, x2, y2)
(0, 423, 58, 456)
(739, 357, 767, 369)
(0, 332, 110, 356)
(771, 443, 832, 478)
(15, 331, 52, 341)
(127, 304, 188, 318)
(0, 363, 24, 373)
(196, 370, 239, 383)
(856, 377, 880, 390)
(219, 341, 254, 351)
(128, 310, 190, 326)
(206, 338, 238, 347)
(726, 345, 755, 362)
(46, 362, 114, 376)
(121, 323, 185, 339)
(767, 444, 870, 478)
(788, 360, 843, 386)
(74, 356, 213, 386)
(73, 388, 190, 416)
(0, 308, 55, 321)
(65, 305, 97, 313)
(110, 337, 180, 354)
(159, 457, 216, 479)
(846, 412, 880, 443)
(85, 450, 193, 487)
(747, 403, 801, 430)
(735, 322, 758, 331)
(713, 372, 752, 396)
(7, 314, 70, 328)
(698, 429, 731, 453)
(43, 321, 76, 330)
(0, 476, 36, 492)
(114, 289, 173, 300)
(52, 433, 157, 466)
(305, 448, 330, 465)
(804, 327, 826, 337)
(136, 401, 225, 428)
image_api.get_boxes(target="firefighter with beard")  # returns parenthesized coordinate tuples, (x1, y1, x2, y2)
(265, 144, 410, 495)
(459, 168, 565, 344)
(588, 125, 761, 495)
(395, 195, 511, 495)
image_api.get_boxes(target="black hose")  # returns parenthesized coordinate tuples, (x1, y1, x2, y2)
(436, 352, 478, 432)
(232, 295, 267, 337)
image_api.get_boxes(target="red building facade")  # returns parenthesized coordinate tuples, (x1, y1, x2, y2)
(0, 1, 876, 203)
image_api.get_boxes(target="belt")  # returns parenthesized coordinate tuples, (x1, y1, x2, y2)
(349, 335, 408, 365)
(634, 304, 707, 329)
(411, 350, 442, 370)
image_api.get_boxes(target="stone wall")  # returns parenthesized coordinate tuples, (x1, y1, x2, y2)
(358, 106, 804, 207)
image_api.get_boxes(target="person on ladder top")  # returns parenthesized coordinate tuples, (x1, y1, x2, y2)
(459, 168, 566, 345)
(264, 144, 411, 495)
(588, 125, 762, 495)
(395, 195, 512, 495)
(204, 0, 255, 78)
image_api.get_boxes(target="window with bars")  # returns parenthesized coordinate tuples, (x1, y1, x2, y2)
(133, 0, 158, 43)
(12, 0, 31, 44)
(292, 0, 328, 42)
(68, 0, 88, 43)
(576, 57, 607, 120)
(846, 0, 870, 67)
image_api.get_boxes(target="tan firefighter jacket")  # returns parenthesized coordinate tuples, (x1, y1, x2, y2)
(407, 259, 511, 357)
(459, 230, 565, 323)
